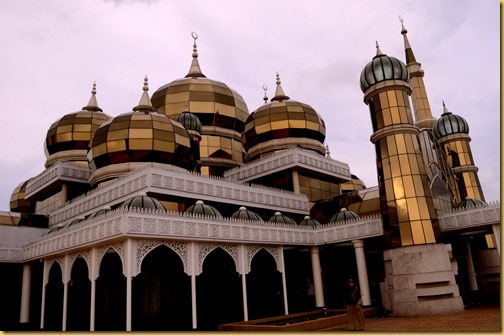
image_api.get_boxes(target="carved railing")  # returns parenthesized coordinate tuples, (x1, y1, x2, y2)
(25, 161, 91, 198)
(438, 201, 500, 231)
(48, 164, 310, 226)
(224, 147, 351, 182)
(24, 207, 383, 261)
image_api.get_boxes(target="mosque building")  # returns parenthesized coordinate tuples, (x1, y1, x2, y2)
(0, 21, 500, 331)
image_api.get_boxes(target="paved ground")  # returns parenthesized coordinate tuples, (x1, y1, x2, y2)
(323, 305, 501, 332)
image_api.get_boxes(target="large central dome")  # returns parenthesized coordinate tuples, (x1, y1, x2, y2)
(151, 33, 249, 176)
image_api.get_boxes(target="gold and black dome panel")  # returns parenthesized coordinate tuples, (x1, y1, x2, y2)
(360, 42, 409, 93)
(44, 83, 111, 167)
(243, 74, 326, 161)
(432, 102, 469, 140)
(88, 77, 195, 181)
(10, 179, 35, 213)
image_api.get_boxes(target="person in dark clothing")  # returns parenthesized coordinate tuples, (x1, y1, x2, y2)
(344, 279, 365, 330)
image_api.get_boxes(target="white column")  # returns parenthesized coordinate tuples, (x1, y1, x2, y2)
(465, 238, 478, 291)
(62, 255, 69, 331)
(90, 248, 96, 331)
(240, 245, 249, 321)
(62, 282, 68, 330)
(279, 246, 289, 315)
(492, 224, 500, 259)
(309, 246, 325, 308)
(126, 239, 133, 331)
(190, 242, 197, 330)
(61, 183, 68, 204)
(292, 170, 300, 194)
(352, 239, 371, 306)
(40, 260, 47, 329)
(20, 262, 32, 323)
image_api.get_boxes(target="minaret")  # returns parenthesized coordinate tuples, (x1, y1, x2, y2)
(432, 102, 485, 203)
(400, 17, 454, 211)
(360, 42, 440, 247)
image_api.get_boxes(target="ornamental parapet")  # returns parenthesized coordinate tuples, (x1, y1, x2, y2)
(224, 147, 351, 182)
(25, 208, 384, 261)
(48, 163, 310, 226)
(25, 161, 91, 199)
(438, 201, 500, 231)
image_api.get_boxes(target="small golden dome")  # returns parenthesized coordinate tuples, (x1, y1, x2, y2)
(44, 83, 111, 167)
(10, 179, 35, 213)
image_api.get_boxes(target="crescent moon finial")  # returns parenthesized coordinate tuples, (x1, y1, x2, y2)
(191, 32, 198, 40)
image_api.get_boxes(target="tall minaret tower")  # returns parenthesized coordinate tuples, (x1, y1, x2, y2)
(360, 44, 465, 317)
(400, 17, 455, 211)
(360, 43, 440, 247)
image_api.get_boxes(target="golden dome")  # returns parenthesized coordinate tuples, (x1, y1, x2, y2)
(88, 77, 195, 184)
(44, 83, 111, 167)
(242, 73, 326, 162)
(150, 33, 249, 174)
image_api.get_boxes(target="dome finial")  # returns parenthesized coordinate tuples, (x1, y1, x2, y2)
(271, 72, 290, 102)
(442, 100, 451, 115)
(375, 41, 383, 56)
(326, 143, 331, 157)
(263, 84, 268, 104)
(185, 32, 206, 78)
(133, 75, 155, 113)
(82, 81, 103, 112)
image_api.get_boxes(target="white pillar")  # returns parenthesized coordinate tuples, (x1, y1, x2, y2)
(90, 280, 96, 331)
(465, 238, 478, 291)
(352, 239, 371, 306)
(61, 183, 68, 204)
(280, 246, 289, 315)
(62, 282, 68, 331)
(240, 245, 249, 321)
(309, 246, 325, 307)
(62, 255, 69, 331)
(20, 262, 32, 323)
(40, 260, 47, 330)
(90, 248, 96, 331)
(126, 239, 132, 331)
(292, 170, 300, 194)
(190, 242, 197, 329)
(492, 224, 500, 259)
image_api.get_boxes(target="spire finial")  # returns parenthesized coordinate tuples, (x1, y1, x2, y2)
(263, 84, 268, 104)
(271, 72, 290, 102)
(185, 32, 206, 78)
(399, 15, 408, 35)
(83, 81, 102, 112)
(192, 31, 198, 58)
(133, 75, 155, 113)
(442, 100, 451, 115)
(326, 144, 331, 157)
(143, 75, 149, 92)
(375, 41, 383, 56)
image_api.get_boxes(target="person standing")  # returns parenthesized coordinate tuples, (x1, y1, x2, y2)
(344, 279, 365, 331)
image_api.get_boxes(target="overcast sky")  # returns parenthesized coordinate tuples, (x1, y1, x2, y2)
(0, 0, 500, 211)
